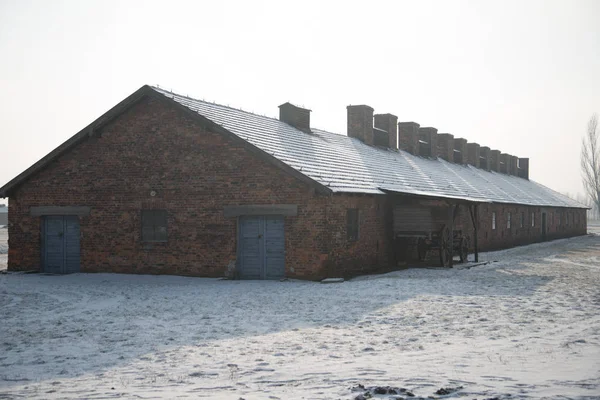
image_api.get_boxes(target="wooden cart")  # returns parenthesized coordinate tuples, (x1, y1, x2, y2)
(393, 204, 470, 267)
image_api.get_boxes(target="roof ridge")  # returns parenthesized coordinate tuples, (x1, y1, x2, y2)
(151, 85, 345, 138)
(152, 85, 286, 124)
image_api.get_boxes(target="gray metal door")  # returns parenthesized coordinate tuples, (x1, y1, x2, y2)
(43, 216, 80, 274)
(238, 216, 285, 280)
(264, 216, 285, 279)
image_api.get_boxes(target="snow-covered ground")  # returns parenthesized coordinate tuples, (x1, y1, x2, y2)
(0, 227, 7, 269)
(1, 231, 600, 399)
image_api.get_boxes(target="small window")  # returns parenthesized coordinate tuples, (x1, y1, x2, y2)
(520, 212, 525, 228)
(492, 212, 496, 230)
(550, 212, 553, 226)
(142, 209, 168, 242)
(347, 208, 359, 242)
(566, 213, 569, 226)
(531, 212, 535, 227)
(507, 212, 511, 229)
(558, 213, 562, 226)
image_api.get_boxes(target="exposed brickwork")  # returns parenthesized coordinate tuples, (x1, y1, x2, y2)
(347, 105, 374, 145)
(7, 96, 394, 280)
(454, 138, 468, 164)
(279, 103, 311, 133)
(6, 95, 587, 279)
(437, 134, 454, 161)
(500, 153, 511, 174)
(374, 113, 398, 150)
(398, 122, 420, 155)
(389, 198, 586, 266)
(518, 158, 530, 179)
(320, 194, 393, 279)
(467, 143, 480, 168)
(418, 127, 438, 158)
(490, 150, 501, 172)
(476, 204, 586, 251)
(509, 156, 519, 176)
(480, 146, 491, 170)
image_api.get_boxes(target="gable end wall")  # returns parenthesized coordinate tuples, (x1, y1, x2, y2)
(8, 96, 377, 279)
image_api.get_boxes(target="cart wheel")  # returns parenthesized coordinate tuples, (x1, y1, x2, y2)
(417, 238, 426, 261)
(459, 236, 469, 263)
(439, 225, 452, 267)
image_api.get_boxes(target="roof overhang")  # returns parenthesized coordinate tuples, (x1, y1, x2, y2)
(379, 187, 490, 204)
(380, 187, 590, 209)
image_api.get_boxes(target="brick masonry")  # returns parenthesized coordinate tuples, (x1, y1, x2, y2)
(7, 96, 392, 280)
(476, 204, 586, 251)
(390, 199, 586, 264)
(6, 95, 588, 279)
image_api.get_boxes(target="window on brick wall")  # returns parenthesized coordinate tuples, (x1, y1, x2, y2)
(507, 212, 511, 229)
(559, 213, 562, 226)
(520, 212, 525, 228)
(142, 210, 168, 242)
(492, 212, 496, 230)
(566, 213, 569, 226)
(531, 212, 535, 227)
(550, 212, 553, 226)
(347, 208, 359, 242)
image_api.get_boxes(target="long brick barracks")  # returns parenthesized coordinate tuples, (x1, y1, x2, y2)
(0, 85, 587, 280)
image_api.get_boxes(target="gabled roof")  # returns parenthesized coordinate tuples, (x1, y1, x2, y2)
(0, 86, 330, 197)
(152, 87, 586, 209)
(0, 85, 587, 209)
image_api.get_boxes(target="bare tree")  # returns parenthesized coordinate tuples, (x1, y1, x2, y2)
(581, 114, 600, 215)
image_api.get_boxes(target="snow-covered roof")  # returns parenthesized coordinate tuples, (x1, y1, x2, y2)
(153, 87, 585, 209)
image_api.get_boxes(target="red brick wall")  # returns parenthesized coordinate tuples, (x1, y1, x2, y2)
(318, 194, 392, 278)
(476, 204, 586, 251)
(387, 198, 586, 265)
(6, 94, 588, 279)
(7, 96, 394, 280)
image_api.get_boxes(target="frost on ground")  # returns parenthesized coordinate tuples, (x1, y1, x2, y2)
(0, 227, 7, 271)
(0, 227, 7, 252)
(1, 231, 600, 399)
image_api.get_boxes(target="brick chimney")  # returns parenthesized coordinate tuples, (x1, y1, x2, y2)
(454, 138, 468, 164)
(437, 133, 454, 161)
(467, 143, 480, 168)
(347, 105, 374, 145)
(518, 158, 529, 179)
(279, 102, 311, 133)
(418, 127, 438, 158)
(490, 149, 501, 172)
(398, 122, 420, 155)
(510, 156, 518, 176)
(374, 113, 398, 149)
(480, 146, 491, 170)
(500, 153, 511, 174)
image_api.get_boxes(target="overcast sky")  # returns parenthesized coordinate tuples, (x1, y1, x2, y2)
(1, 0, 599, 206)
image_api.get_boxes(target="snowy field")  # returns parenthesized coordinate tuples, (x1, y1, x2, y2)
(1, 231, 600, 399)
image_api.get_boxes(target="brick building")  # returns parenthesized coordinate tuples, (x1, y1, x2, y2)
(0, 85, 587, 279)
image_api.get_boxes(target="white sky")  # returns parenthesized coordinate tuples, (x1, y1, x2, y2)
(1, 0, 599, 206)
